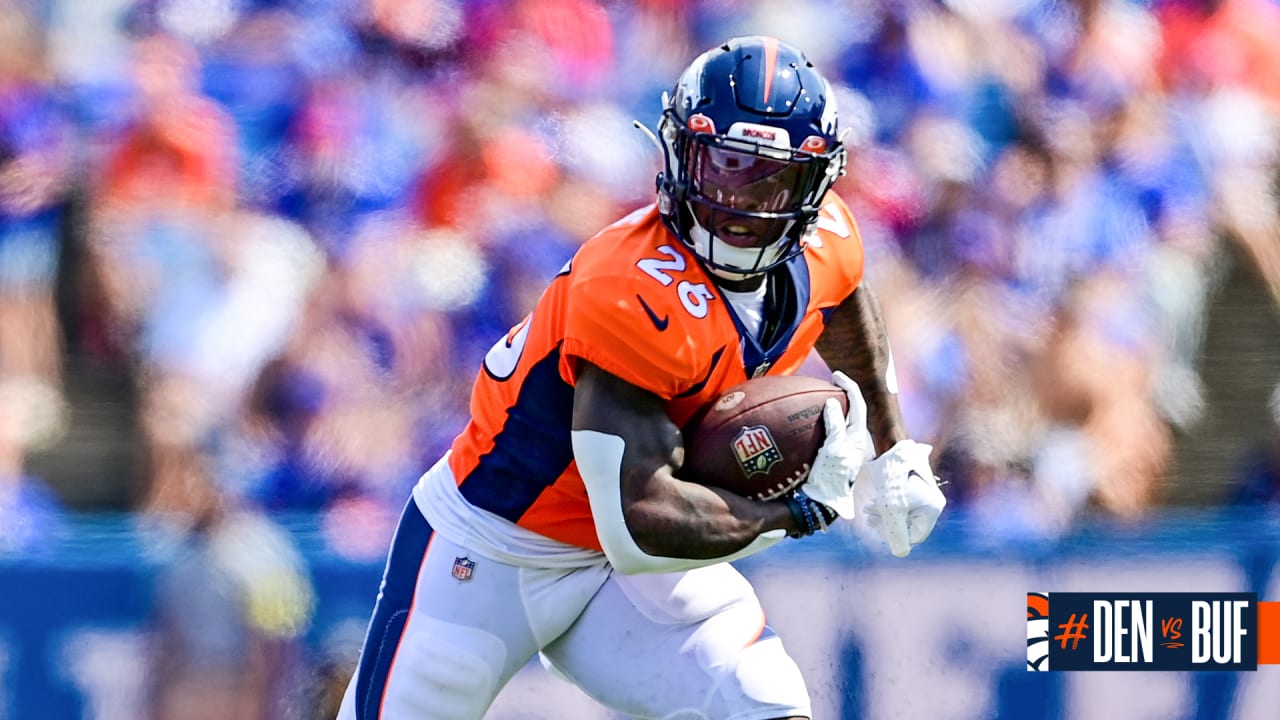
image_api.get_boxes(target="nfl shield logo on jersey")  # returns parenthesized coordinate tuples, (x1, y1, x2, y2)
(732, 425, 783, 477)
(452, 556, 476, 581)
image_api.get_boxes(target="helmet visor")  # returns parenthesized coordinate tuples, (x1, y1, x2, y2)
(688, 142, 809, 214)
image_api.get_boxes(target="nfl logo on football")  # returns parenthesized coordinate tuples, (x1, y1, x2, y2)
(452, 556, 476, 581)
(732, 425, 783, 477)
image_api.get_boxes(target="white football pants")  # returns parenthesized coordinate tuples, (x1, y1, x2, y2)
(336, 500, 811, 719)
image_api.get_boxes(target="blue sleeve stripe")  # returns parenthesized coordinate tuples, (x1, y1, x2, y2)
(460, 347, 576, 523)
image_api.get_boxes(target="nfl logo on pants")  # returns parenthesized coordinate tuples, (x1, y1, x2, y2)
(453, 556, 475, 581)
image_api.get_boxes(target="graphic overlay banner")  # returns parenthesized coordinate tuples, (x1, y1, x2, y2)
(1028, 593, 1280, 671)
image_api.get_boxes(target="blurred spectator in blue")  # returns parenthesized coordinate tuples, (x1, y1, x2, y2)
(0, 377, 65, 552)
(0, 1, 71, 547)
(234, 356, 336, 513)
(216, 227, 457, 558)
(148, 456, 314, 720)
(1014, 102, 1156, 307)
(1106, 89, 1217, 431)
(280, 73, 427, 260)
(200, 7, 314, 213)
(1034, 271, 1170, 518)
(835, 3, 935, 145)
(0, 0, 72, 427)
(1228, 384, 1280, 506)
(125, 208, 320, 519)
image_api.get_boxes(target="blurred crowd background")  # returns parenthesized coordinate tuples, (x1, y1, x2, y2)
(2, 0, 1280, 717)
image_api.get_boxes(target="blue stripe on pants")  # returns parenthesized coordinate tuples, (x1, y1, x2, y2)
(354, 499, 434, 719)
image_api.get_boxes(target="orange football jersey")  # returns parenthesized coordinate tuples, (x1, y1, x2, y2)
(447, 194, 865, 551)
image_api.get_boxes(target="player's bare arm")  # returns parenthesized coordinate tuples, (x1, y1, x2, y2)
(571, 361, 798, 559)
(815, 283, 908, 455)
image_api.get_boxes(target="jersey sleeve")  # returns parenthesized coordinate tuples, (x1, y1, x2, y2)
(807, 193, 866, 304)
(560, 272, 704, 400)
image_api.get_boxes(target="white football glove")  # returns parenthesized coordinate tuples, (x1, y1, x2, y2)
(802, 371, 872, 520)
(854, 438, 946, 557)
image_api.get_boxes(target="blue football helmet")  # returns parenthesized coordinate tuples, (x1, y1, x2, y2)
(653, 36, 846, 280)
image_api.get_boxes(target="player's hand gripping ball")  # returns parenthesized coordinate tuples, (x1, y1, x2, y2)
(680, 375, 848, 501)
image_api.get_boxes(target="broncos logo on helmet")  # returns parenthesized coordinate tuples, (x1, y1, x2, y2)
(640, 36, 847, 282)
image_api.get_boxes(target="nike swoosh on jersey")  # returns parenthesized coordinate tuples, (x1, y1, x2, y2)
(636, 294, 670, 331)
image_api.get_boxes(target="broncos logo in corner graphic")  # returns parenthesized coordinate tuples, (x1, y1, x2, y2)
(1027, 592, 1050, 671)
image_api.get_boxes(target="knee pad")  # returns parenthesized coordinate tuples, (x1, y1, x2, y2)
(355, 614, 508, 720)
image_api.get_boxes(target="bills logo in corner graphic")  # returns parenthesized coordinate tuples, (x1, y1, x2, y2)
(1027, 592, 1050, 671)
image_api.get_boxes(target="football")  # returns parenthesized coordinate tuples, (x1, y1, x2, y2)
(680, 374, 848, 501)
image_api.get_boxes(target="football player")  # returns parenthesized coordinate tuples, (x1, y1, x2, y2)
(337, 36, 945, 720)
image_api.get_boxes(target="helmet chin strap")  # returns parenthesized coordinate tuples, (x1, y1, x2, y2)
(686, 215, 796, 281)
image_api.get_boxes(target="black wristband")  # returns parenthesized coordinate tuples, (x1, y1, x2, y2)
(782, 492, 809, 537)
